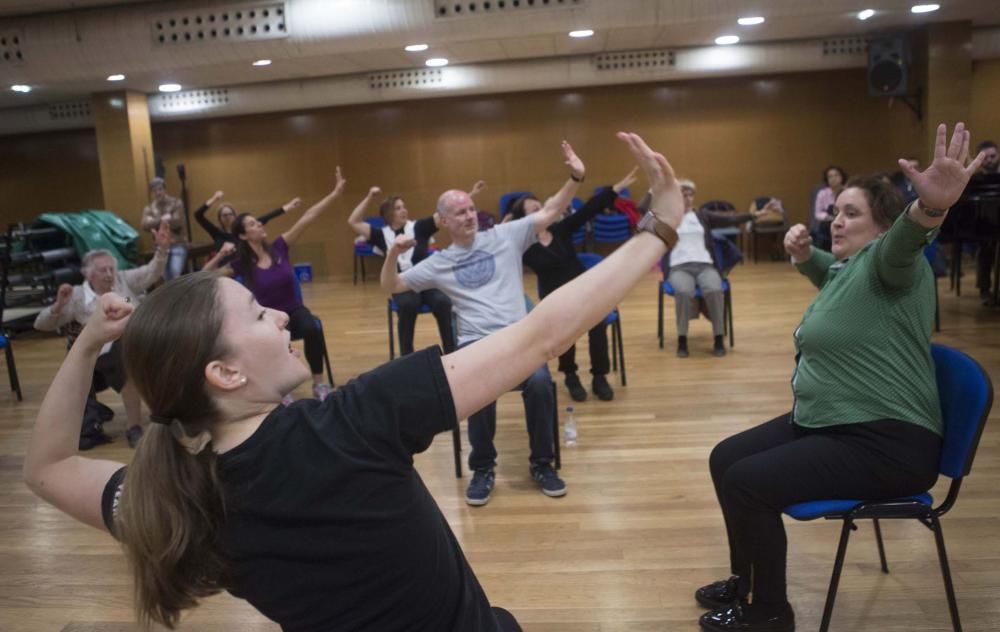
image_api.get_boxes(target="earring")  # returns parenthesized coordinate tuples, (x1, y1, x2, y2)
(240, 376, 248, 386)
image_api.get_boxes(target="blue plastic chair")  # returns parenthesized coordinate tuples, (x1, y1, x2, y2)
(386, 298, 437, 361)
(784, 344, 993, 632)
(498, 191, 533, 219)
(0, 332, 22, 401)
(576, 253, 626, 386)
(657, 238, 735, 349)
(353, 217, 386, 285)
(591, 213, 631, 248)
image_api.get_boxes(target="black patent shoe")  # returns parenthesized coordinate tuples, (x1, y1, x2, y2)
(699, 601, 795, 632)
(695, 576, 740, 609)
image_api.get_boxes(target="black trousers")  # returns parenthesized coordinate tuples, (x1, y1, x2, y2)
(557, 320, 610, 376)
(492, 607, 522, 631)
(394, 288, 455, 355)
(287, 306, 325, 377)
(709, 413, 941, 606)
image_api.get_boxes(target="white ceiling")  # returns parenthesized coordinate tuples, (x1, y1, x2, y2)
(0, 0, 997, 111)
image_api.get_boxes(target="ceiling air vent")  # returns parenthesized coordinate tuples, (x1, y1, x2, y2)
(1, 30, 24, 64)
(594, 49, 675, 72)
(156, 88, 231, 112)
(821, 37, 867, 56)
(434, 0, 584, 19)
(369, 69, 444, 90)
(48, 101, 92, 122)
(151, 3, 287, 46)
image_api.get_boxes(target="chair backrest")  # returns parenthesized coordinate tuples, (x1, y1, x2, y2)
(592, 213, 631, 242)
(931, 344, 993, 479)
(699, 200, 736, 213)
(499, 191, 533, 218)
(576, 252, 602, 270)
(364, 217, 386, 231)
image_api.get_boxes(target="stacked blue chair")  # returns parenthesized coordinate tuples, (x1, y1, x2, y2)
(657, 237, 735, 349)
(576, 253, 626, 385)
(591, 213, 631, 249)
(353, 216, 385, 285)
(783, 344, 993, 632)
(569, 197, 587, 249)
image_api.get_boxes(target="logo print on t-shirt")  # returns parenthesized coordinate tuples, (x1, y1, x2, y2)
(453, 250, 496, 289)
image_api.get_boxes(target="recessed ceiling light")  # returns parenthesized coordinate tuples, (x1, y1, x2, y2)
(11, 84, 31, 93)
(405, 43, 429, 52)
(737, 16, 765, 26)
(252, 59, 272, 66)
(715, 35, 740, 46)
(425, 58, 448, 67)
(911, 4, 940, 13)
(569, 29, 595, 38)
(107, 74, 126, 81)
(857, 9, 876, 20)
(158, 83, 182, 93)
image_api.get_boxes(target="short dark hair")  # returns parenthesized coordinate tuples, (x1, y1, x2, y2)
(507, 194, 539, 220)
(845, 174, 906, 231)
(976, 140, 997, 152)
(823, 165, 848, 187)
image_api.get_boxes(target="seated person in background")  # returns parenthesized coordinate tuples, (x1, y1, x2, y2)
(33, 221, 170, 448)
(194, 189, 302, 254)
(381, 141, 585, 507)
(811, 165, 847, 251)
(204, 168, 346, 402)
(22, 131, 685, 632)
(508, 167, 639, 402)
(891, 157, 920, 203)
(697, 123, 983, 632)
(346, 180, 487, 355)
(974, 140, 999, 304)
(640, 179, 759, 358)
(141, 177, 188, 281)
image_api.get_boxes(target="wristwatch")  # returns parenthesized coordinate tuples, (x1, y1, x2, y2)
(636, 211, 678, 250)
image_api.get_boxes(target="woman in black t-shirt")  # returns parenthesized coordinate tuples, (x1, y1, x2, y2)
(194, 189, 302, 252)
(510, 167, 637, 403)
(22, 132, 686, 632)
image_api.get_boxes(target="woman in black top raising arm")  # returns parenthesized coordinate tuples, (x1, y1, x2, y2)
(194, 189, 302, 252)
(22, 132, 685, 632)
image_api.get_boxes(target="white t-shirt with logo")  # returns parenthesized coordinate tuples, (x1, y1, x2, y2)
(401, 216, 538, 345)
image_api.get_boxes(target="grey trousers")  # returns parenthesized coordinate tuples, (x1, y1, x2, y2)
(668, 261, 725, 336)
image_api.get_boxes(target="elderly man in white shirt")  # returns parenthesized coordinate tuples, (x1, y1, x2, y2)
(34, 221, 170, 447)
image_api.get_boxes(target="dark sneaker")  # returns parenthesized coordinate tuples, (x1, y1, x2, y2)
(696, 576, 740, 609)
(530, 464, 567, 498)
(699, 600, 795, 632)
(564, 372, 587, 402)
(592, 374, 614, 401)
(79, 430, 113, 451)
(466, 469, 495, 506)
(126, 425, 144, 449)
(713, 335, 727, 357)
(677, 336, 690, 358)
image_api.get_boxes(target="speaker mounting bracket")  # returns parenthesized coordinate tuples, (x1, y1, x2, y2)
(890, 88, 923, 121)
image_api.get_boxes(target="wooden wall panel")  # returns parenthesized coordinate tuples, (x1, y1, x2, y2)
(3, 61, 999, 275)
(971, 58, 1000, 148)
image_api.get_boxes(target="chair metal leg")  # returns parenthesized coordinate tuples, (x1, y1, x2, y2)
(386, 301, 396, 360)
(726, 289, 734, 348)
(360, 256, 366, 284)
(657, 285, 664, 349)
(820, 519, 855, 632)
(5, 342, 22, 401)
(616, 317, 626, 386)
(313, 321, 335, 386)
(930, 515, 963, 632)
(611, 320, 618, 372)
(873, 518, 889, 573)
(353, 254, 359, 286)
(451, 425, 462, 478)
(552, 381, 561, 470)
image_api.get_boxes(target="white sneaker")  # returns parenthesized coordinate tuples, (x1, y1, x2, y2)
(312, 383, 333, 401)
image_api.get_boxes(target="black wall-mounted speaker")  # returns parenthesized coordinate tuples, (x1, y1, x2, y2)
(868, 36, 909, 97)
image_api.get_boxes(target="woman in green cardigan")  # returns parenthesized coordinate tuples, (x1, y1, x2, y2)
(696, 123, 986, 632)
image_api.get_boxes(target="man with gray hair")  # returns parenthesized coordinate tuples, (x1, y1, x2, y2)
(142, 176, 187, 280)
(34, 221, 170, 448)
(381, 141, 585, 506)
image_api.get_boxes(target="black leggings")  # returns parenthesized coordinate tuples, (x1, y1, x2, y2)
(557, 321, 610, 376)
(709, 413, 941, 606)
(394, 288, 455, 355)
(287, 305, 326, 377)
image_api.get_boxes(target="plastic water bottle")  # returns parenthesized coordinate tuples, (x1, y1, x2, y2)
(564, 406, 578, 446)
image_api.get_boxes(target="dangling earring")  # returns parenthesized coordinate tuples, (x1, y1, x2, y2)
(240, 376, 248, 386)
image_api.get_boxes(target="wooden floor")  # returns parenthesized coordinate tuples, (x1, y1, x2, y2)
(1, 261, 998, 632)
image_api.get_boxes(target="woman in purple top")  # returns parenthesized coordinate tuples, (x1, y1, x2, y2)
(206, 168, 346, 401)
